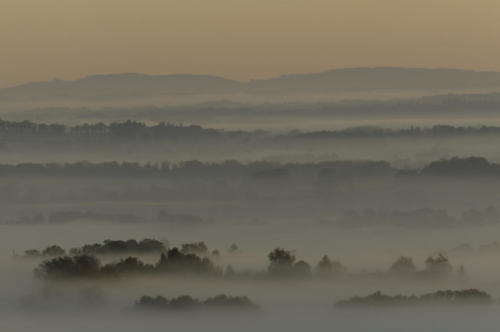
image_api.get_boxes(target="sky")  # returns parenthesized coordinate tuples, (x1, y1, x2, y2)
(1, 0, 500, 88)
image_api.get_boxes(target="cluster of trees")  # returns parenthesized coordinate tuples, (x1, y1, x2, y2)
(388, 254, 456, 279)
(0, 120, 66, 136)
(0, 159, 394, 179)
(22, 239, 168, 258)
(7, 118, 500, 142)
(134, 294, 258, 311)
(33, 245, 458, 282)
(420, 157, 500, 177)
(2, 156, 500, 181)
(22, 239, 226, 260)
(286, 125, 500, 140)
(70, 239, 167, 256)
(35, 247, 219, 279)
(34, 247, 343, 280)
(395, 157, 500, 178)
(265, 249, 456, 280)
(24, 245, 66, 258)
(266, 249, 344, 278)
(336, 289, 493, 308)
(180, 242, 210, 256)
(0, 119, 226, 140)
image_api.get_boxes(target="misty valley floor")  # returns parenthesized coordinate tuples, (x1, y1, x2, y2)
(2, 301, 500, 332)
(4, 98, 500, 331)
(3, 221, 500, 331)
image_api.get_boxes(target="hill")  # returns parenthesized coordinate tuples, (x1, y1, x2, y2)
(3, 68, 500, 101)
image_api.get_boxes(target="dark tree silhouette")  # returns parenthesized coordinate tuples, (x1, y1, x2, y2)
(156, 247, 218, 275)
(41, 245, 66, 257)
(181, 242, 209, 256)
(135, 294, 258, 311)
(389, 256, 416, 274)
(293, 260, 312, 277)
(337, 289, 492, 308)
(425, 254, 453, 276)
(315, 255, 344, 277)
(36, 255, 100, 279)
(268, 248, 296, 276)
(228, 243, 240, 253)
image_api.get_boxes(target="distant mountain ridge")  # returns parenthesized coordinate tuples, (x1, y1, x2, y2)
(0, 73, 241, 101)
(3, 67, 500, 101)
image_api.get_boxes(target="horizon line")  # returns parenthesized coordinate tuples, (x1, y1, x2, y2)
(4, 66, 500, 90)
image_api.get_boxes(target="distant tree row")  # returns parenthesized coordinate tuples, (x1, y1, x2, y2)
(34, 245, 458, 282)
(22, 239, 224, 259)
(0, 119, 224, 140)
(397, 156, 500, 178)
(23, 239, 167, 258)
(286, 125, 500, 140)
(5, 118, 500, 141)
(0, 159, 394, 179)
(336, 289, 493, 308)
(388, 254, 456, 278)
(2, 157, 500, 180)
(35, 248, 219, 279)
(134, 294, 258, 311)
(70, 239, 167, 256)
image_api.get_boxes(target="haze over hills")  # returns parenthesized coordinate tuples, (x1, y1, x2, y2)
(0, 73, 241, 101)
(3, 68, 500, 103)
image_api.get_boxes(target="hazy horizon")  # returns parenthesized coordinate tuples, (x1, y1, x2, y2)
(2, 0, 500, 88)
(4, 1, 500, 331)
(5, 66, 500, 88)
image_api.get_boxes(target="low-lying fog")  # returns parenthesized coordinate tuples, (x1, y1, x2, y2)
(3, 98, 500, 331)
(2, 220, 500, 331)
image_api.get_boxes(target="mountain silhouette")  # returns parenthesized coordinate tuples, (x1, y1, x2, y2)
(3, 68, 500, 101)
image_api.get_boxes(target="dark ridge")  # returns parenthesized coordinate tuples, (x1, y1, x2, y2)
(134, 294, 258, 311)
(5, 119, 500, 141)
(4, 68, 500, 101)
(33, 247, 457, 282)
(336, 289, 493, 308)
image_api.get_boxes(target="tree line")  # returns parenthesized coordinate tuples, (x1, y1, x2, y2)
(0, 159, 394, 178)
(4, 118, 500, 142)
(336, 289, 493, 308)
(0, 157, 499, 179)
(134, 294, 258, 311)
(0, 119, 226, 139)
(32, 243, 460, 282)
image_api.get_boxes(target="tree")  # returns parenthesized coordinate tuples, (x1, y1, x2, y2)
(36, 255, 100, 279)
(268, 248, 295, 276)
(228, 243, 240, 253)
(425, 254, 453, 276)
(293, 260, 312, 277)
(389, 256, 416, 274)
(156, 248, 217, 275)
(24, 249, 40, 257)
(42, 245, 66, 256)
(315, 255, 344, 277)
(111, 257, 152, 274)
(181, 242, 209, 256)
